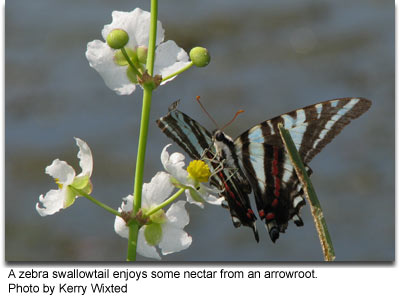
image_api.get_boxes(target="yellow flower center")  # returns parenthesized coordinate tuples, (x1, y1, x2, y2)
(54, 178, 63, 189)
(187, 160, 211, 183)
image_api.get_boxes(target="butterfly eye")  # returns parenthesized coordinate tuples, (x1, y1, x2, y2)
(215, 132, 224, 142)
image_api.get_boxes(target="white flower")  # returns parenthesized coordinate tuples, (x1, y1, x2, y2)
(161, 144, 223, 208)
(86, 8, 190, 95)
(114, 172, 192, 260)
(36, 138, 93, 216)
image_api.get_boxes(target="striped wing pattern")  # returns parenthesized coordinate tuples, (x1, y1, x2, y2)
(235, 97, 371, 241)
(156, 101, 260, 242)
(157, 97, 371, 243)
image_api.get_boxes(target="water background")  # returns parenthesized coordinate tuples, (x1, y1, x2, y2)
(5, 0, 394, 261)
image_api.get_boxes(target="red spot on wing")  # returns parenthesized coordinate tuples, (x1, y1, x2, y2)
(271, 198, 279, 207)
(246, 209, 255, 219)
(266, 212, 275, 220)
(259, 209, 265, 218)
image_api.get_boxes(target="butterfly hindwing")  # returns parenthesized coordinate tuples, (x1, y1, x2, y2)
(234, 97, 371, 241)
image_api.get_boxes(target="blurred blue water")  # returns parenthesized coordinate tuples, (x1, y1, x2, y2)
(5, 0, 394, 261)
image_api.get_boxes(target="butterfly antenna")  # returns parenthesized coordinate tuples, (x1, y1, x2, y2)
(196, 96, 219, 129)
(220, 109, 244, 131)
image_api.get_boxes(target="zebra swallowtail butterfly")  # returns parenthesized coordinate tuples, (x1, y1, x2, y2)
(156, 97, 371, 243)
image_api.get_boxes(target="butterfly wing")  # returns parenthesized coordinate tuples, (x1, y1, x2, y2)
(157, 101, 259, 241)
(235, 97, 371, 242)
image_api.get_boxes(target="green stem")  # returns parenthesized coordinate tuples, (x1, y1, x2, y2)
(277, 123, 335, 261)
(127, 222, 140, 262)
(69, 186, 121, 217)
(127, 85, 153, 261)
(146, 0, 158, 76)
(145, 188, 185, 217)
(121, 47, 143, 79)
(161, 61, 194, 82)
(132, 86, 153, 215)
(126, 0, 159, 262)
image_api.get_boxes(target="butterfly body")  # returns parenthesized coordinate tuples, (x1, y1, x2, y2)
(157, 97, 371, 242)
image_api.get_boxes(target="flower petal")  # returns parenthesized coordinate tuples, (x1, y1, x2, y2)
(142, 171, 174, 208)
(75, 138, 93, 177)
(165, 200, 189, 228)
(45, 159, 75, 186)
(159, 225, 192, 255)
(154, 40, 190, 84)
(114, 216, 129, 239)
(114, 195, 133, 239)
(198, 184, 223, 205)
(137, 227, 161, 260)
(161, 145, 188, 184)
(130, 8, 164, 47)
(36, 189, 67, 216)
(102, 9, 164, 49)
(86, 40, 136, 95)
(120, 194, 134, 212)
(184, 189, 204, 208)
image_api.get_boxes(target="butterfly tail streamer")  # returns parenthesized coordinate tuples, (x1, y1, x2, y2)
(278, 123, 335, 261)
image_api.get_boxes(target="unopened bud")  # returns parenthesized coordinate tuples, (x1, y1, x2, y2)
(190, 47, 210, 67)
(106, 29, 129, 49)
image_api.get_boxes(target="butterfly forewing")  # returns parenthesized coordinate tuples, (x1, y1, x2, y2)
(156, 101, 259, 241)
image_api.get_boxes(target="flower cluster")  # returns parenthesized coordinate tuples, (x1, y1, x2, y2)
(114, 145, 222, 259)
(86, 8, 191, 95)
(37, 139, 220, 259)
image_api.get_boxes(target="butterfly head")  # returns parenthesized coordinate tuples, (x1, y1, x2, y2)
(212, 130, 236, 166)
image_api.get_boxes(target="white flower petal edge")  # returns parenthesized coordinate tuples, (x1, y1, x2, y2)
(161, 144, 188, 184)
(36, 189, 67, 217)
(142, 172, 175, 208)
(154, 40, 190, 84)
(165, 200, 189, 228)
(45, 159, 76, 185)
(159, 201, 191, 255)
(114, 195, 133, 239)
(86, 40, 136, 95)
(75, 137, 93, 177)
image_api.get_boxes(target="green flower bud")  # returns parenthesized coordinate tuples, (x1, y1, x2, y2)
(106, 29, 129, 49)
(136, 46, 148, 64)
(144, 223, 163, 246)
(189, 47, 210, 67)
